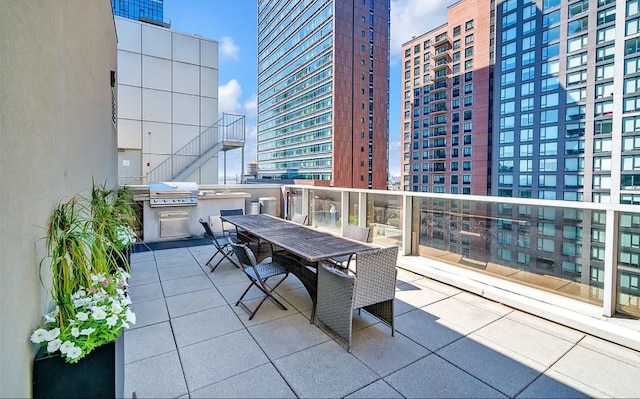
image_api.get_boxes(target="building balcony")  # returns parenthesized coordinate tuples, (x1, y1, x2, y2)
(122, 183, 640, 398)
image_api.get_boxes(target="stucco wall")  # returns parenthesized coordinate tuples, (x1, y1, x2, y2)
(0, 1, 118, 396)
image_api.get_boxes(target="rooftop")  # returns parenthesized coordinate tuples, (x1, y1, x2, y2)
(124, 243, 640, 398)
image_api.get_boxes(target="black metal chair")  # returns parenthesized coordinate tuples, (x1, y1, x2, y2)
(220, 208, 244, 235)
(230, 242, 290, 320)
(199, 218, 240, 271)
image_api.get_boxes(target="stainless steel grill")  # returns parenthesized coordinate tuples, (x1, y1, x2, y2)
(148, 182, 198, 207)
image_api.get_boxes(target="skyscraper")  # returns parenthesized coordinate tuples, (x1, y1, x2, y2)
(400, 0, 492, 194)
(256, 0, 390, 189)
(111, 0, 168, 27)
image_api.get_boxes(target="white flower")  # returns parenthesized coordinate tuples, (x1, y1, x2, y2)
(76, 311, 88, 322)
(44, 328, 60, 341)
(66, 346, 82, 359)
(59, 341, 75, 355)
(44, 313, 56, 323)
(106, 314, 119, 327)
(121, 322, 129, 329)
(111, 302, 123, 314)
(47, 338, 62, 353)
(30, 329, 48, 344)
(91, 306, 107, 320)
(80, 328, 95, 336)
(125, 308, 136, 325)
(71, 327, 80, 338)
(122, 296, 132, 306)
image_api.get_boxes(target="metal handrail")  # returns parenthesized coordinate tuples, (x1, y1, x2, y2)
(146, 113, 245, 183)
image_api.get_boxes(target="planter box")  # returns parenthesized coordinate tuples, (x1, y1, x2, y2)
(33, 334, 124, 398)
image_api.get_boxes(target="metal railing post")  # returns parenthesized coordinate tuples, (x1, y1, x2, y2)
(358, 192, 367, 228)
(341, 190, 349, 235)
(603, 209, 618, 317)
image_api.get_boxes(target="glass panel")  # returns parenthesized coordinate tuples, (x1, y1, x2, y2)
(411, 198, 604, 306)
(366, 193, 403, 247)
(618, 212, 640, 317)
(309, 189, 341, 233)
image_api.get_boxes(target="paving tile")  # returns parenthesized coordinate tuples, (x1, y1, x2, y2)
(506, 310, 586, 344)
(577, 335, 640, 368)
(275, 287, 314, 312)
(454, 291, 513, 316)
(158, 263, 205, 281)
(396, 268, 425, 284)
(128, 266, 160, 287)
(129, 298, 168, 330)
(436, 335, 545, 398)
(384, 354, 506, 398)
(349, 324, 430, 376)
(215, 279, 266, 304)
(172, 306, 244, 348)
(124, 321, 176, 364)
(124, 351, 187, 398)
(155, 253, 198, 269)
(420, 296, 507, 336)
(179, 330, 270, 392)
(165, 288, 227, 318)
(517, 369, 611, 398)
(473, 317, 577, 367)
(190, 363, 296, 398)
(395, 281, 449, 315)
(130, 251, 155, 264)
(231, 294, 299, 327)
(207, 267, 249, 287)
(129, 259, 157, 274)
(161, 274, 213, 297)
(550, 345, 640, 398)
(129, 281, 164, 304)
(274, 340, 379, 398)
(248, 313, 330, 360)
(413, 277, 463, 296)
(395, 307, 465, 351)
(346, 379, 404, 398)
(153, 247, 193, 260)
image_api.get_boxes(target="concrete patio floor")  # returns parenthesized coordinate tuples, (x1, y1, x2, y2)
(124, 243, 640, 398)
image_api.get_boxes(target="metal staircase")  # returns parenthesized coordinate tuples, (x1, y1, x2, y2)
(146, 113, 245, 183)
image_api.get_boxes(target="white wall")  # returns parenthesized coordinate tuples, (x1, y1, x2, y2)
(0, 1, 118, 396)
(115, 17, 220, 183)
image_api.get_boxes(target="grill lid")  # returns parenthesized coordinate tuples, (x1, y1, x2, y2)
(149, 182, 198, 207)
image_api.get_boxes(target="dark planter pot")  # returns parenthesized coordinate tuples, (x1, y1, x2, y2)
(33, 334, 124, 398)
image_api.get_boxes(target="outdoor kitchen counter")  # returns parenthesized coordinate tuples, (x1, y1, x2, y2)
(140, 191, 251, 242)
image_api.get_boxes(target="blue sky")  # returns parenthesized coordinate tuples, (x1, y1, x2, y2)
(164, 0, 457, 179)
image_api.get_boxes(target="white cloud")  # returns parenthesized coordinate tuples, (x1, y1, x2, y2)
(243, 94, 257, 118)
(390, 0, 455, 58)
(218, 79, 243, 114)
(219, 36, 240, 61)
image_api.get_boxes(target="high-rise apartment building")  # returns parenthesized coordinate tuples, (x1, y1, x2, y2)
(403, 0, 639, 310)
(111, 0, 168, 27)
(400, 0, 492, 194)
(256, 0, 390, 189)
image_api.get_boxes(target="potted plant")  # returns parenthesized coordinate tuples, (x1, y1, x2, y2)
(31, 188, 135, 398)
(90, 182, 137, 271)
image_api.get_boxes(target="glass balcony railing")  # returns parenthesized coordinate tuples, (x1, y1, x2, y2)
(284, 184, 640, 319)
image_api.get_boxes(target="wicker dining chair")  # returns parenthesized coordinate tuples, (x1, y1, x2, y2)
(231, 242, 290, 320)
(330, 224, 371, 268)
(314, 245, 399, 351)
(291, 213, 307, 225)
(199, 218, 240, 271)
(219, 208, 244, 235)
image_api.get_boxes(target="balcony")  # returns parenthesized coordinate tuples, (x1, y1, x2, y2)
(123, 184, 640, 397)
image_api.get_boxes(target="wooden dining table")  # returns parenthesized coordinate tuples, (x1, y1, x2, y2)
(219, 213, 373, 316)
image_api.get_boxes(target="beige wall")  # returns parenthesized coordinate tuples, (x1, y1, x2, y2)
(0, 1, 118, 396)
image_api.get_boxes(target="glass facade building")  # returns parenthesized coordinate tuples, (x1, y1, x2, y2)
(111, 0, 166, 27)
(257, 0, 390, 189)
